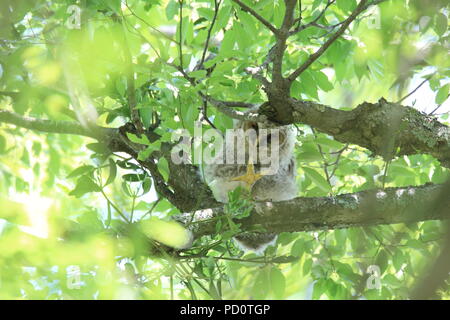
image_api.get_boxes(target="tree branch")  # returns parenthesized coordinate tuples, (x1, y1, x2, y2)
(290, 0, 336, 35)
(286, 97, 450, 168)
(272, 0, 297, 87)
(205, 96, 267, 122)
(199, 0, 221, 69)
(121, 19, 145, 134)
(410, 180, 450, 299)
(231, 0, 279, 36)
(0, 109, 112, 140)
(167, 62, 265, 121)
(181, 183, 450, 240)
(287, 0, 368, 83)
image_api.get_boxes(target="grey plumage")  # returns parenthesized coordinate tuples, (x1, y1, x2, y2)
(202, 115, 298, 253)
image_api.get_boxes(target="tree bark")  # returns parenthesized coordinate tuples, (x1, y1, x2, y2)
(181, 183, 450, 239)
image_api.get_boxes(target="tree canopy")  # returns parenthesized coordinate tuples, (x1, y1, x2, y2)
(0, 0, 449, 300)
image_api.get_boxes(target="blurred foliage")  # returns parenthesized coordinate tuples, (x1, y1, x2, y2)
(0, 0, 449, 299)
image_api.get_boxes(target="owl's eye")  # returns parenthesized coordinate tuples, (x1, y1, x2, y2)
(243, 121, 259, 133)
(262, 132, 286, 146)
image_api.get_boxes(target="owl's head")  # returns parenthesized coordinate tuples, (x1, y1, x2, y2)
(232, 118, 296, 171)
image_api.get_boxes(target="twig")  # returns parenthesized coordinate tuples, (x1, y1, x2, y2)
(202, 98, 219, 131)
(121, 19, 145, 134)
(200, 0, 221, 69)
(178, 0, 184, 70)
(429, 96, 449, 116)
(397, 74, 434, 104)
(100, 189, 130, 223)
(124, 1, 179, 45)
(231, 0, 279, 35)
(296, 0, 303, 31)
(141, 198, 162, 219)
(0, 109, 110, 139)
(166, 62, 264, 121)
(290, 0, 336, 35)
(287, 0, 369, 83)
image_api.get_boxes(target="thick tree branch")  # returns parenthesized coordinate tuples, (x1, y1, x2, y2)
(182, 183, 450, 240)
(265, 0, 298, 122)
(284, 97, 450, 169)
(272, 0, 297, 87)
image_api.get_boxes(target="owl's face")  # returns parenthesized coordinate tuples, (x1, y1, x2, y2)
(202, 118, 298, 204)
(232, 119, 296, 171)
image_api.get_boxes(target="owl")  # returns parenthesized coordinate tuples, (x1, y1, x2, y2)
(202, 114, 298, 254)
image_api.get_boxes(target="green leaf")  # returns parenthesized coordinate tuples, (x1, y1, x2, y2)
(189, 70, 207, 79)
(86, 143, 110, 155)
(337, 0, 356, 13)
(157, 157, 170, 182)
(219, 27, 235, 57)
(32, 141, 41, 156)
(435, 83, 449, 105)
(303, 258, 313, 275)
(312, 279, 326, 299)
(434, 13, 448, 37)
(208, 280, 221, 300)
(214, 5, 231, 31)
(122, 173, 145, 182)
(165, 0, 178, 20)
(252, 268, 269, 299)
(302, 167, 332, 193)
(181, 105, 199, 130)
(141, 217, 192, 249)
(234, 23, 251, 52)
(141, 177, 152, 195)
(139, 106, 153, 129)
(198, 7, 214, 20)
(375, 249, 389, 274)
(270, 267, 286, 298)
(297, 150, 323, 163)
(126, 132, 151, 145)
(315, 136, 343, 150)
(104, 159, 117, 186)
(298, 71, 319, 100)
(77, 210, 104, 232)
(0, 198, 28, 224)
(107, 0, 121, 13)
(138, 142, 161, 161)
(69, 176, 101, 197)
(67, 165, 95, 179)
(21, 148, 30, 166)
(291, 239, 304, 258)
(236, 10, 257, 39)
(0, 134, 7, 154)
(313, 70, 334, 92)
